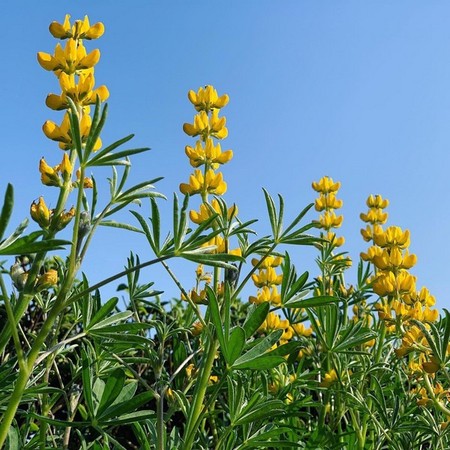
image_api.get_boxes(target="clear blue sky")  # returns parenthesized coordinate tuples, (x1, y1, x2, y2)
(2, 1, 450, 307)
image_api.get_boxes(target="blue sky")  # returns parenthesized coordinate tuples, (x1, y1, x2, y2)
(2, 1, 450, 307)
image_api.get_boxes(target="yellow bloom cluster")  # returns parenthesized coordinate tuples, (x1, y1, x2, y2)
(312, 176, 345, 247)
(30, 197, 75, 231)
(360, 194, 389, 242)
(190, 198, 238, 225)
(359, 196, 440, 377)
(34, 15, 106, 229)
(249, 256, 283, 306)
(252, 257, 312, 350)
(180, 86, 231, 198)
(258, 312, 311, 345)
(38, 14, 107, 149)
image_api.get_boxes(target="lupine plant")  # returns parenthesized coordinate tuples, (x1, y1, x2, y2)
(1, 14, 450, 450)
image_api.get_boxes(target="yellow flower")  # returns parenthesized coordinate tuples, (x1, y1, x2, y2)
(373, 226, 410, 249)
(404, 286, 436, 307)
(372, 248, 417, 271)
(46, 72, 109, 111)
(251, 255, 283, 269)
(366, 194, 389, 209)
(249, 285, 281, 306)
(251, 267, 283, 288)
(312, 176, 340, 194)
(325, 231, 345, 247)
(191, 321, 204, 336)
(373, 271, 416, 297)
(185, 138, 233, 169)
(183, 110, 228, 140)
(54, 207, 76, 231)
(291, 322, 313, 337)
(30, 197, 51, 228)
(75, 169, 94, 189)
(188, 85, 229, 112)
(36, 269, 58, 290)
(59, 152, 73, 180)
(360, 245, 383, 263)
(190, 198, 238, 225)
(360, 224, 383, 243)
(314, 193, 343, 211)
(180, 169, 227, 196)
(49, 15, 105, 40)
(182, 288, 208, 305)
(317, 210, 343, 230)
(320, 369, 338, 387)
(37, 40, 100, 76)
(201, 235, 241, 256)
(360, 209, 388, 225)
(374, 301, 393, 321)
(259, 312, 282, 332)
(39, 158, 61, 187)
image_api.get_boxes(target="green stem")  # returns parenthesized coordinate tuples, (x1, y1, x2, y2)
(183, 337, 218, 450)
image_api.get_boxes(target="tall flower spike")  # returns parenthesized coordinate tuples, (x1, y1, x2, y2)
(312, 176, 345, 247)
(180, 86, 231, 200)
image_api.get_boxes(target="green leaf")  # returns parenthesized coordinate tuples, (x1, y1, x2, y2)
(98, 369, 126, 415)
(67, 100, 83, 161)
(89, 331, 153, 346)
(88, 134, 134, 163)
(84, 100, 107, 156)
(99, 220, 143, 233)
(233, 399, 285, 425)
(87, 297, 118, 329)
(227, 327, 246, 365)
(87, 311, 132, 331)
(233, 330, 283, 369)
(268, 341, 302, 357)
(6, 426, 19, 450)
(110, 380, 137, 405)
(182, 252, 243, 269)
(283, 295, 337, 309)
(98, 391, 155, 421)
(206, 286, 228, 360)
(0, 234, 70, 255)
(81, 347, 95, 417)
(0, 183, 13, 242)
(263, 189, 281, 240)
(242, 302, 270, 338)
(233, 355, 286, 370)
(101, 410, 156, 427)
(89, 148, 150, 166)
(130, 210, 160, 255)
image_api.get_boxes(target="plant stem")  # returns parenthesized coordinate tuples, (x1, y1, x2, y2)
(183, 337, 217, 450)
